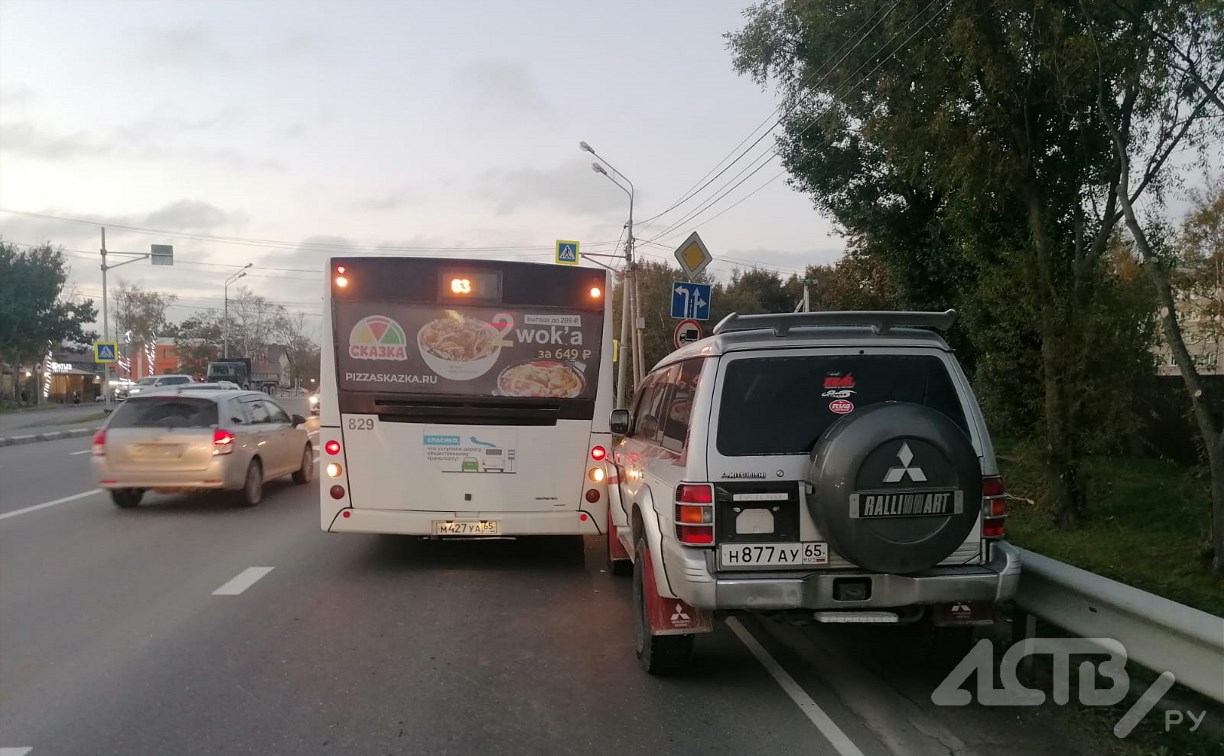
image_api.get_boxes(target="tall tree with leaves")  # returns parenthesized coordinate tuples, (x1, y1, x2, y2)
(727, 0, 1201, 527)
(0, 240, 97, 399)
(112, 280, 177, 368)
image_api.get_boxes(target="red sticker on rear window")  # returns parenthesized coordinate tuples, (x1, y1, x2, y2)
(829, 399, 854, 414)
(824, 373, 855, 389)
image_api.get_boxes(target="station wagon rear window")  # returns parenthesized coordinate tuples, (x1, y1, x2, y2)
(108, 397, 219, 429)
(716, 355, 969, 456)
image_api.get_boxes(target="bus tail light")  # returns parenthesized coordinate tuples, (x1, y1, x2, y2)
(326, 463, 343, 479)
(981, 475, 1007, 539)
(212, 429, 235, 455)
(675, 483, 714, 546)
(585, 489, 601, 503)
(330, 485, 345, 500)
(92, 429, 106, 456)
(325, 440, 341, 455)
(334, 265, 348, 289)
(590, 445, 607, 461)
(588, 467, 605, 483)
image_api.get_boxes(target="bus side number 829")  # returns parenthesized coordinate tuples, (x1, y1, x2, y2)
(347, 418, 374, 431)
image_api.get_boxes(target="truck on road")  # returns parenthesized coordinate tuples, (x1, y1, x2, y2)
(206, 357, 279, 392)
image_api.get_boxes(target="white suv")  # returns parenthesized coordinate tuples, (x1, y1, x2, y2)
(606, 310, 1021, 675)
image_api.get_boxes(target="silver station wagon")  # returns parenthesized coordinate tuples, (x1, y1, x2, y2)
(91, 388, 314, 508)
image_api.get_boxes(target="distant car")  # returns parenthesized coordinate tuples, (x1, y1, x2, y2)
(91, 388, 314, 508)
(124, 374, 195, 400)
(308, 392, 320, 415)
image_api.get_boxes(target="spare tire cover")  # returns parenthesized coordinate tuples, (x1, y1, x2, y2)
(807, 402, 982, 574)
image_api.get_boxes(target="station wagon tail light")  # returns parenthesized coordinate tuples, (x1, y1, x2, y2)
(212, 428, 235, 455)
(675, 483, 715, 545)
(590, 445, 606, 461)
(981, 475, 1007, 539)
(92, 429, 106, 456)
(325, 440, 341, 455)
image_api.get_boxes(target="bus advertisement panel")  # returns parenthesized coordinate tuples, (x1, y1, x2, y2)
(318, 257, 613, 539)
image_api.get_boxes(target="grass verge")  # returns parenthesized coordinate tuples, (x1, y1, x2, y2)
(995, 439, 1223, 617)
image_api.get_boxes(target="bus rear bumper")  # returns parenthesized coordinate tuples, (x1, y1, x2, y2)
(325, 507, 606, 536)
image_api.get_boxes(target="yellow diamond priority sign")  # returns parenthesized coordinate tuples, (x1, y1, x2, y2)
(674, 231, 712, 279)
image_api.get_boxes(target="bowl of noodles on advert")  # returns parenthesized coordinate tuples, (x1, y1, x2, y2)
(417, 313, 502, 380)
(496, 359, 586, 399)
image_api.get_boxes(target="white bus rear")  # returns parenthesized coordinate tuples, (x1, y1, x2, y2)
(319, 257, 613, 538)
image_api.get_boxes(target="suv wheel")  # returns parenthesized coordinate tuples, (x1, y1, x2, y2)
(632, 537, 694, 675)
(236, 460, 263, 507)
(110, 488, 144, 509)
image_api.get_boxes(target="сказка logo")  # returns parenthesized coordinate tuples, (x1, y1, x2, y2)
(349, 315, 408, 361)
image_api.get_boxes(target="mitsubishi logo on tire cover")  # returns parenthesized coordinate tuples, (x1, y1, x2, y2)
(883, 442, 927, 483)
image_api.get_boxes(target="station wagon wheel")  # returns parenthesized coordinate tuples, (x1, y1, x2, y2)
(292, 444, 312, 485)
(633, 537, 694, 675)
(110, 489, 144, 509)
(237, 459, 263, 507)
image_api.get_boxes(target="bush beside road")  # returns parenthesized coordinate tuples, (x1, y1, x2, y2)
(998, 439, 1222, 617)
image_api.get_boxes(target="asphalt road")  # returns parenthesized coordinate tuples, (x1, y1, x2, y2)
(0, 402, 1107, 756)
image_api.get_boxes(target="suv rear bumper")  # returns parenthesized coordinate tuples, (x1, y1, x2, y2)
(662, 539, 1021, 612)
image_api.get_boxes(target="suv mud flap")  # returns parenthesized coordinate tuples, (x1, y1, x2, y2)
(643, 544, 712, 635)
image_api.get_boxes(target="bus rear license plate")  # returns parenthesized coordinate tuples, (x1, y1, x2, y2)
(432, 520, 501, 536)
(718, 542, 828, 568)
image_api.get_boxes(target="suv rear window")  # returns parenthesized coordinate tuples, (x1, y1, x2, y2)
(161, 376, 191, 385)
(716, 354, 969, 456)
(109, 397, 219, 429)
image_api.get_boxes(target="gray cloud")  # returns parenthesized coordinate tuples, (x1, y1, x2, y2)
(353, 190, 418, 212)
(458, 58, 554, 117)
(0, 85, 36, 106)
(0, 121, 112, 159)
(143, 200, 245, 231)
(131, 23, 323, 68)
(475, 159, 634, 216)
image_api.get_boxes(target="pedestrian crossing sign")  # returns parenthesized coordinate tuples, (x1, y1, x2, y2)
(94, 341, 118, 363)
(555, 240, 580, 265)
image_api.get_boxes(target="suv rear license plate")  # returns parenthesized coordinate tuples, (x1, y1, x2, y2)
(719, 542, 828, 568)
(432, 520, 501, 536)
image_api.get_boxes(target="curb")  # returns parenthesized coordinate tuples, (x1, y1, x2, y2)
(0, 426, 101, 448)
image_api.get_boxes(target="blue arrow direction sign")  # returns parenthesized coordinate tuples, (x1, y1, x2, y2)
(670, 281, 712, 320)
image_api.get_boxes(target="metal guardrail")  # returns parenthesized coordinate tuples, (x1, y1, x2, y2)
(1014, 548, 1224, 704)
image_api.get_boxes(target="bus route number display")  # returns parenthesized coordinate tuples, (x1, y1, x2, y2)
(439, 269, 500, 304)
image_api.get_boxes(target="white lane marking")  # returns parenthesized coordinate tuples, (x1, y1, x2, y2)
(727, 617, 866, 756)
(1, 747, 34, 755)
(70, 449, 92, 456)
(212, 567, 274, 596)
(0, 489, 103, 522)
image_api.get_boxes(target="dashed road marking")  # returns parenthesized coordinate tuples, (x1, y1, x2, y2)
(0, 490, 103, 522)
(69, 450, 92, 456)
(1, 747, 34, 755)
(212, 567, 274, 596)
(727, 617, 865, 756)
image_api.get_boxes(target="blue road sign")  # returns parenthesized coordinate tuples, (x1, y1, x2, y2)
(555, 240, 580, 265)
(671, 281, 712, 320)
(94, 341, 118, 363)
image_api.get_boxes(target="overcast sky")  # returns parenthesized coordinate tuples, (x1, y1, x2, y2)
(0, 0, 847, 333)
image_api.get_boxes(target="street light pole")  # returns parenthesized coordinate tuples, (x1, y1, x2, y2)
(582, 141, 638, 406)
(223, 264, 252, 359)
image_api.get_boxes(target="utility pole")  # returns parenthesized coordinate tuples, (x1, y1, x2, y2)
(100, 228, 110, 412)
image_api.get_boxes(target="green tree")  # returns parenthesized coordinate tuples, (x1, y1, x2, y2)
(727, 0, 1209, 527)
(0, 240, 97, 401)
(112, 280, 177, 372)
(170, 311, 222, 376)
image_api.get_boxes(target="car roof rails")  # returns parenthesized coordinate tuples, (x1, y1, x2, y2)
(711, 309, 958, 337)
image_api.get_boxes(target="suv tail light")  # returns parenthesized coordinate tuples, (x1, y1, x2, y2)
(92, 429, 106, 456)
(675, 483, 715, 545)
(212, 428, 235, 456)
(981, 475, 1006, 539)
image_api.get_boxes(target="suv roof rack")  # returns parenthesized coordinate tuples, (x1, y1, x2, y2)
(711, 309, 957, 337)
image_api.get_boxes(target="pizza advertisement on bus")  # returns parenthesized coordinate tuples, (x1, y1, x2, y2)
(335, 303, 603, 399)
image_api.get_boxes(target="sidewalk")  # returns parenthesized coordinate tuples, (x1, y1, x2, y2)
(0, 404, 109, 448)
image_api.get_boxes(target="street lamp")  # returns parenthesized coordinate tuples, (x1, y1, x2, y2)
(581, 141, 639, 407)
(223, 263, 253, 358)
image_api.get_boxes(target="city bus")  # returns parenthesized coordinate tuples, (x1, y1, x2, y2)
(318, 256, 614, 539)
